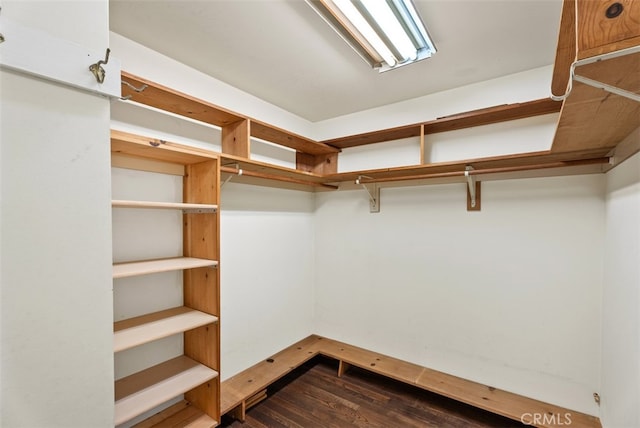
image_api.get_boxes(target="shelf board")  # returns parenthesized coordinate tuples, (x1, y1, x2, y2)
(115, 356, 218, 426)
(133, 399, 217, 428)
(551, 51, 640, 153)
(114, 306, 218, 353)
(121, 71, 338, 156)
(324, 148, 611, 185)
(220, 153, 338, 192)
(113, 257, 218, 279)
(111, 129, 219, 166)
(321, 99, 561, 149)
(112, 200, 218, 213)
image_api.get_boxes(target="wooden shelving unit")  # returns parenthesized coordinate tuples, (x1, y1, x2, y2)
(111, 135, 221, 427)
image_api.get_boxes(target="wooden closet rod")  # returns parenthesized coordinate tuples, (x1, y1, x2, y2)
(356, 157, 610, 184)
(220, 166, 338, 189)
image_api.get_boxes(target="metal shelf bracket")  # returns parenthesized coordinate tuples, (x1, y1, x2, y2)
(356, 176, 380, 213)
(551, 45, 640, 103)
(465, 166, 481, 211)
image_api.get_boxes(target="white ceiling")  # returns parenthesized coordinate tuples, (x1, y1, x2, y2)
(109, 0, 562, 122)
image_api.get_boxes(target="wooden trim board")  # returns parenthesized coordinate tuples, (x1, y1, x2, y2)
(221, 335, 601, 428)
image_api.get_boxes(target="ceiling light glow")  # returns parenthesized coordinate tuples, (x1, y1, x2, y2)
(307, 0, 436, 72)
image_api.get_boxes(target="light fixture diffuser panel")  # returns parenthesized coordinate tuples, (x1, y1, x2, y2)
(307, 0, 436, 71)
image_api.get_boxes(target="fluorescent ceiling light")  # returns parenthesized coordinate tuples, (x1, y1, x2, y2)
(307, 0, 436, 72)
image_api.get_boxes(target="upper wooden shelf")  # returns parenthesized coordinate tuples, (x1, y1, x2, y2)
(550, 0, 640, 154)
(113, 257, 218, 279)
(321, 98, 561, 149)
(121, 71, 338, 156)
(325, 148, 612, 186)
(115, 1, 640, 193)
(115, 355, 218, 426)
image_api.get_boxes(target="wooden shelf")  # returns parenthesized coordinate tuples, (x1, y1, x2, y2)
(320, 99, 561, 149)
(114, 306, 218, 353)
(121, 71, 338, 156)
(115, 356, 219, 426)
(111, 129, 219, 166)
(113, 257, 218, 279)
(324, 148, 611, 187)
(112, 200, 218, 213)
(133, 400, 217, 428)
(220, 153, 338, 192)
(550, 0, 640, 154)
(551, 50, 640, 153)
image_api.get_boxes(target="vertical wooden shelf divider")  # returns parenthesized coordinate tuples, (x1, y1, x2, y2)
(221, 119, 251, 158)
(183, 159, 221, 421)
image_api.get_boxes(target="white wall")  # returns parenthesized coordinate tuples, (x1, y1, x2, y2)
(0, 1, 113, 426)
(601, 148, 640, 428)
(313, 65, 554, 140)
(314, 173, 605, 416)
(220, 183, 315, 379)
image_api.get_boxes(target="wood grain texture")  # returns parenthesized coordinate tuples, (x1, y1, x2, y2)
(183, 159, 221, 421)
(221, 357, 526, 428)
(296, 152, 339, 175)
(111, 130, 218, 165)
(134, 400, 217, 428)
(552, 0, 577, 97)
(115, 356, 218, 425)
(121, 71, 338, 156)
(324, 148, 611, 184)
(220, 335, 602, 428)
(577, 0, 640, 58)
(251, 120, 339, 155)
(321, 99, 561, 149)
(221, 335, 324, 414)
(221, 119, 251, 158)
(551, 52, 640, 152)
(121, 71, 243, 127)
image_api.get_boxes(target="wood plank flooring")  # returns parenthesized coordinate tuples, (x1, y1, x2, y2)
(220, 356, 526, 428)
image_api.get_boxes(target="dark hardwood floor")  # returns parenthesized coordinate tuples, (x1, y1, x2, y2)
(220, 356, 526, 428)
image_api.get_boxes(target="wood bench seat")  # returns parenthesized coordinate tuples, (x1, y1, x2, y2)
(220, 335, 601, 428)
